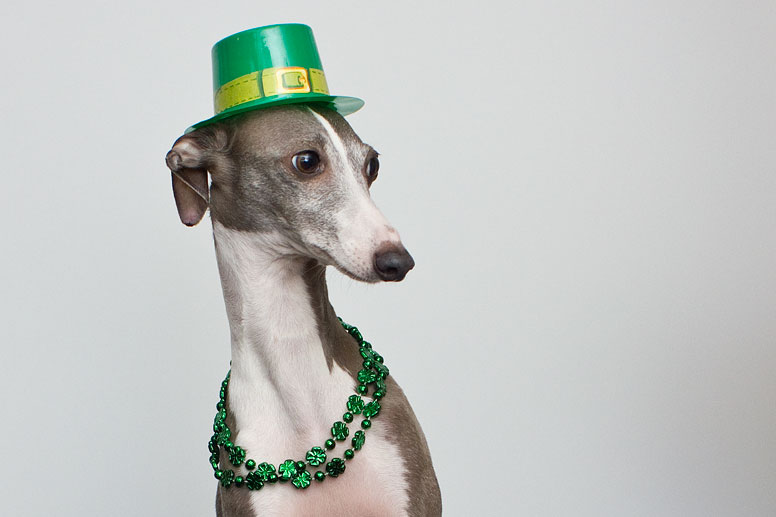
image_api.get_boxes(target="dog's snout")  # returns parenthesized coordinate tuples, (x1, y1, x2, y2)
(373, 245, 415, 282)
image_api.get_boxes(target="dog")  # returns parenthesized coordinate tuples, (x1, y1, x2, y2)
(166, 104, 442, 516)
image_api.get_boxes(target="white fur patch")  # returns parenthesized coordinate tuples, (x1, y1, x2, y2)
(306, 108, 402, 282)
(213, 223, 409, 516)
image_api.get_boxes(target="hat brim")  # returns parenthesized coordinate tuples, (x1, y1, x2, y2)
(185, 93, 364, 133)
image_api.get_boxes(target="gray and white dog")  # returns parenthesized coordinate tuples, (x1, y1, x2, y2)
(166, 104, 442, 516)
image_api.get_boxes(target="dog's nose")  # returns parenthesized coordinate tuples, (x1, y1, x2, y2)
(373, 246, 415, 281)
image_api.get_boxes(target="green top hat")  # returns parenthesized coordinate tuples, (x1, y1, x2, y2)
(186, 24, 364, 132)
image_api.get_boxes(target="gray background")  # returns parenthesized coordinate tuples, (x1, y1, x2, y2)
(2, 1, 774, 515)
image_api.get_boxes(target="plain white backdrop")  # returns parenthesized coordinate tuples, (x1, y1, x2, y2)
(2, 1, 775, 515)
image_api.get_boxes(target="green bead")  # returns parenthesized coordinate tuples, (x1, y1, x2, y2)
(343, 412, 353, 423)
(344, 449, 355, 460)
(373, 361, 389, 377)
(292, 470, 312, 489)
(216, 401, 224, 410)
(325, 439, 336, 450)
(361, 341, 372, 350)
(228, 445, 245, 466)
(349, 328, 362, 342)
(375, 378, 386, 393)
(220, 469, 235, 487)
(268, 473, 278, 484)
(245, 471, 264, 490)
(314, 471, 326, 482)
(373, 390, 384, 400)
(357, 369, 377, 384)
(351, 430, 366, 450)
(216, 427, 231, 445)
(363, 359, 373, 369)
(306, 446, 327, 466)
(347, 395, 364, 414)
(331, 421, 349, 440)
(256, 462, 275, 481)
(360, 347, 379, 361)
(363, 400, 381, 418)
(245, 459, 256, 470)
(278, 459, 297, 481)
(214, 469, 224, 479)
(234, 476, 244, 487)
(325, 458, 346, 477)
(361, 419, 371, 429)
(357, 384, 368, 394)
(296, 461, 306, 471)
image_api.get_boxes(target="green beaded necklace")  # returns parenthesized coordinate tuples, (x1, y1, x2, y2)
(208, 319, 388, 490)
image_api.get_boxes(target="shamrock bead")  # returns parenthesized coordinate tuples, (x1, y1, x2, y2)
(357, 369, 377, 384)
(344, 449, 355, 460)
(314, 471, 326, 482)
(375, 378, 386, 392)
(331, 421, 349, 440)
(347, 395, 364, 414)
(351, 430, 366, 451)
(292, 470, 312, 489)
(324, 439, 336, 450)
(256, 462, 275, 481)
(325, 458, 346, 477)
(245, 459, 256, 470)
(360, 347, 380, 362)
(373, 361, 389, 378)
(343, 412, 353, 423)
(216, 427, 231, 445)
(363, 401, 381, 418)
(228, 445, 246, 466)
(361, 419, 371, 429)
(245, 472, 264, 491)
(278, 460, 298, 481)
(220, 469, 235, 487)
(306, 446, 327, 467)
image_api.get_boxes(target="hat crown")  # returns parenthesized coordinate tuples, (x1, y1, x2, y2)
(212, 24, 322, 94)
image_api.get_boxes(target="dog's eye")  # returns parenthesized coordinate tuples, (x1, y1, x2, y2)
(366, 156, 379, 182)
(292, 151, 321, 174)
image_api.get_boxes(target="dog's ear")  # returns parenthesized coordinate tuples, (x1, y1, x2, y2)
(164, 126, 225, 226)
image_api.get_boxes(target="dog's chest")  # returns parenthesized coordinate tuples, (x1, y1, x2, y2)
(226, 362, 409, 516)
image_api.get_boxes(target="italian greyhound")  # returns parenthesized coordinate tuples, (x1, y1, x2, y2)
(165, 104, 442, 516)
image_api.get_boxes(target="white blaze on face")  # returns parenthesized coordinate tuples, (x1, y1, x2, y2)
(307, 108, 402, 281)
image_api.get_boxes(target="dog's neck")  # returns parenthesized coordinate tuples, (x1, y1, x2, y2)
(212, 221, 345, 433)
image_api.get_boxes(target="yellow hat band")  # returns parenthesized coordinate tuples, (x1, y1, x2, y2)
(214, 67, 330, 114)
